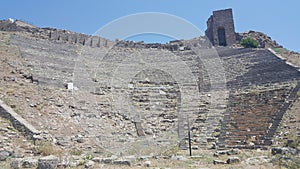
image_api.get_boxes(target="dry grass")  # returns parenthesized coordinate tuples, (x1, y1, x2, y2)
(70, 148, 83, 156)
(273, 47, 300, 67)
(6, 88, 14, 94)
(34, 141, 62, 156)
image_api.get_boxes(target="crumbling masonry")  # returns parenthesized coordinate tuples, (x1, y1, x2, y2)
(205, 8, 236, 46)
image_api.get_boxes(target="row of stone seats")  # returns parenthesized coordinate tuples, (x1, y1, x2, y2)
(220, 85, 294, 147)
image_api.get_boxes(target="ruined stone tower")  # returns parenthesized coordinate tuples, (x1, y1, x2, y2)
(205, 8, 236, 46)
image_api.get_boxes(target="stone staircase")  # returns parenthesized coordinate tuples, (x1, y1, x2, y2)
(7, 33, 300, 154)
(219, 83, 298, 148)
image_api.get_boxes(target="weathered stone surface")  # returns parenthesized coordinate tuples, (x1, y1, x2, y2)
(205, 9, 236, 46)
(10, 157, 38, 169)
(37, 155, 58, 169)
(213, 150, 227, 157)
(84, 160, 95, 168)
(101, 155, 118, 164)
(113, 159, 131, 166)
(213, 149, 240, 157)
(22, 157, 38, 168)
(0, 150, 10, 161)
(219, 82, 300, 147)
(213, 159, 227, 164)
(0, 19, 112, 48)
(227, 149, 240, 155)
(227, 157, 240, 164)
(92, 157, 102, 163)
(0, 99, 42, 140)
(55, 137, 71, 147)
(139, 155, 152, 160)
(101, 158, 113, 164)
(171, 155, 188, 161)
(10, 158, 22, 169)
(211, 142, 218, 149)
(144, 160, 151, 167)
(271, 147, 298, 155)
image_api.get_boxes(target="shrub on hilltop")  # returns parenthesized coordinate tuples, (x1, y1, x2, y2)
(240, 37, 259, 48)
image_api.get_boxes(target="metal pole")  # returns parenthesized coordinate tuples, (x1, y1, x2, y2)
(188, 116, 192, 156)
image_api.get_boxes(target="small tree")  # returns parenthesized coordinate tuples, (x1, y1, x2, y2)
(240, 37, 259, 48)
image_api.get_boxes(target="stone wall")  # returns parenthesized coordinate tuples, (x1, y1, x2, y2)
(0, 99, 41, 140)
(0, 20, 113, 48)
(0, 19, 212, 51)
(205, 8, 236, 46)
(2, 16, 282, 51)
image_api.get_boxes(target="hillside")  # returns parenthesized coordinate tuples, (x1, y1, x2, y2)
(0, 18, 299, 169)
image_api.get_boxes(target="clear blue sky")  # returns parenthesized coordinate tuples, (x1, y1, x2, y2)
(0, 0, 299, 52)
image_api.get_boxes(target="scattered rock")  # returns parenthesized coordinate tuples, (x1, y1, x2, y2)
(227, 149, 240, 155)
(10, 157, 38, 169)
(76, 137, 85, 143)
(22, 157, 38, 168)
(11, 153, 24, 158)
(206, 137, 216, 142)
(213, 159, 227, 164)
(101, 155, 118, 164)
(139, 155, 152, 160)
(29, 103, 36, 107)
(10, 158, 22, 169)
(213, 150, 227, 157)
(37, 155, 58, 169)
(227, 157, 240, 164)
(214, 149, 240, 157)
(55, 137, 70, 147)
(211, 142, 218, 149)
(92, 157, 102, 163)
(271, 147, 298, 155)
(171, 155, 188, 161)
(69, 161, 79, 167)
(113, 159, 131, 166)
(144, 160, 151, 167)
(84, 160, 95, 168)
(101, 157, 113, 164)
(191, 145, 199, 150)
(123, 155, 136, 161)
(0, 150, 10, 161)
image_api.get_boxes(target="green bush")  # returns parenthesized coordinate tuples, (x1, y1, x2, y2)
(240, 37, 259, 48)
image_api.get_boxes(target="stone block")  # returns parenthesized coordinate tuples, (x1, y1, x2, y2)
(213, 159, 227, 164)
(0, 150, 10, 161)
(144, 160, 151, 167)
(227, 157, 240, 164)
(271, 147, 298, 155)
(22, 158, 38, 168)
(113, 159, 131, 166)
(37, 155, 58, 169)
